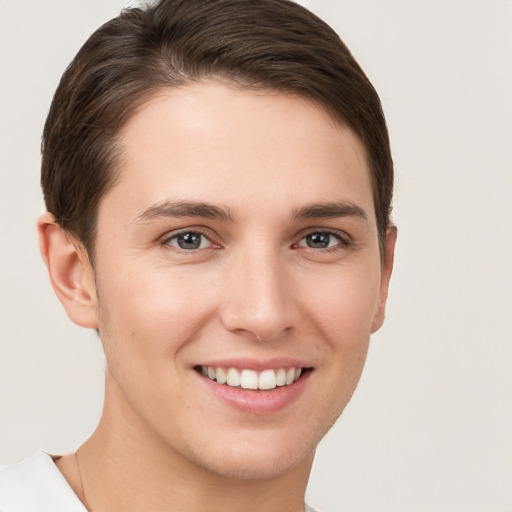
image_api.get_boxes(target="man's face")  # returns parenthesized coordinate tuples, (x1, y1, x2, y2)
(89, 82, 393, 479)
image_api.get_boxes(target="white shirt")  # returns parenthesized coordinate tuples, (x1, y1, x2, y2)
(0, 451, 86, 511)
(0, 451, 320, 512)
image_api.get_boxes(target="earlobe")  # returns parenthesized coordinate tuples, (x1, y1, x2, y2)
(37, 212, 99, 329)
(371, 226, 397, 333)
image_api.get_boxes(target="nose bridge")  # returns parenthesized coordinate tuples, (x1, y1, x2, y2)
(220, 242, 296, 340)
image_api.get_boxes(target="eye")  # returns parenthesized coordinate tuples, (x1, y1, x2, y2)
(164, 231, 213, 251)
(296, 231, 345, 249)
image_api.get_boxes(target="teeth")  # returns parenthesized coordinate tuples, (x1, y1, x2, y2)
(227, 367, 241, 387)
(200, 366, 305, 390)
(259, 369, 277, 390)
(276, 368, 286, 386)
(216, 367, 227, 384)
(240, 370, 258, 389)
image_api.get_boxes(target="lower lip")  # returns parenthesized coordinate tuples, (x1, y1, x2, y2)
(198, 370, 311, 414)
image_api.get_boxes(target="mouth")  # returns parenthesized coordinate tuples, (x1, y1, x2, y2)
(194, 365, 312, 391)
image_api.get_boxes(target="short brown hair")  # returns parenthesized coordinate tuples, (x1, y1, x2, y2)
(41, 0, 393, 259)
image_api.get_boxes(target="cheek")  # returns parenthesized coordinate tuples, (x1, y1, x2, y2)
(96, 266, 216, 370)
(94, 268, 218, 422)
(302, 260, 382, 346)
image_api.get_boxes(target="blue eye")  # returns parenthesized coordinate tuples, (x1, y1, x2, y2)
(297, 232, 343, 249)
(166, 231, 211, 250)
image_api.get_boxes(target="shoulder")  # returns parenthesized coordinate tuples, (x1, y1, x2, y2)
(0, 451, 86, 511)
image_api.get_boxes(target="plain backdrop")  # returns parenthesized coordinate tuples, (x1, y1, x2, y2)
(0, 1, 511, 511)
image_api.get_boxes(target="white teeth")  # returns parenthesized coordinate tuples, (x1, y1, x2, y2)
(201, 366, 305, 390)
(226, 368, 241, 387)
(216, 367, 227, 384)
(240, 369, 258, 389)
(259, 369, 277, 390)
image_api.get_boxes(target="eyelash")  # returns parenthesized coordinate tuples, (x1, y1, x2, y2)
(161, 229, 217, 252)
(160, 228, 352, 253)
(294, 229, 352, 253)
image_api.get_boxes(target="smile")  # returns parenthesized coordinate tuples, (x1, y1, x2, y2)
(197, 366, 304, 390)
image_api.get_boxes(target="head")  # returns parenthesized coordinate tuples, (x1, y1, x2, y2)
(38, 0, 396, 482)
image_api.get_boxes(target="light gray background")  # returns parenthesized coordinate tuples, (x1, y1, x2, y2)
(1, 1, 511, 511)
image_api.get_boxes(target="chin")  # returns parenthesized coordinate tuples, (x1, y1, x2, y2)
(179, 423, 324, 481)
(195, 446, 312, 481)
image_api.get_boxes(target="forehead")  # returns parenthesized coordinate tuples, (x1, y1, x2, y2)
(102, 82, 375, 223)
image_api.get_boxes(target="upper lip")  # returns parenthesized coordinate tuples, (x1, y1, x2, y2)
(195, 357, 312, 371)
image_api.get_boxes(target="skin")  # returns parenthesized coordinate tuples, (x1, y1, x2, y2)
(39, 82, 396, 512)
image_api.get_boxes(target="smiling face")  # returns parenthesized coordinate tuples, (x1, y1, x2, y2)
(85, 82, 394, 480)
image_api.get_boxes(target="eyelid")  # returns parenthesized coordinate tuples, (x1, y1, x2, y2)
(293, 227, 353, 250)
(160, 227, 220, 250)
(158, 225, 353, 253)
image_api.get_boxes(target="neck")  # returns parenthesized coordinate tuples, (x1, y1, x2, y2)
(76, 373, 313, 512)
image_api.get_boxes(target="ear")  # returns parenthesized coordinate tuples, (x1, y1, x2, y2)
(37, 212, 99, 329)
(371, 226, 397, 333)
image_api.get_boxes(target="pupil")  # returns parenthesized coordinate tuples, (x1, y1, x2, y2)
(307, 233, 329, 248)
(178, 232, 201, 249)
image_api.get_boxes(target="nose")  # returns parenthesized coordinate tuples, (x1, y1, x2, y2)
(219, 248, 299, 341)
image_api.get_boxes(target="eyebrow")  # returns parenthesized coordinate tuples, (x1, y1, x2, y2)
(133, 199, 368, 224)
(133, 200, 233, 223)
(292, 201, 368, 222)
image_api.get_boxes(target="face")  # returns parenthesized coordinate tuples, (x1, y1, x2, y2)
(88, 82, 394, 480)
